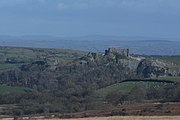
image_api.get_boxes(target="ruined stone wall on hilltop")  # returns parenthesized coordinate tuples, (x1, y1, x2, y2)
(105, 48, 129, 57)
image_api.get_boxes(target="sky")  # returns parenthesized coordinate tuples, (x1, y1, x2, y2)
(0, 0, 180, 38)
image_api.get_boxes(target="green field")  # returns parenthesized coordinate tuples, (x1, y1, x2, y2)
(0, 85, 33, 94)
(152, 55, 180, 66)
(95, 81, 169, 97)
(152, 76, 180, 83)
(0, 63, 18, 71)
(0, 46, 86, 69)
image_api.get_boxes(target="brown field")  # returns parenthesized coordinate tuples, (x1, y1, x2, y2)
(1, 102, 180, 120)
(2, 116, 180, 120)
(52, 116, 180, 120)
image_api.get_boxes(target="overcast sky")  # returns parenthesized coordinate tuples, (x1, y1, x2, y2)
(0, 0, 180, 38)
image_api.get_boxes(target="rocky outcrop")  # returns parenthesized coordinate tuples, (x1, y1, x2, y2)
(137, 59, 180, 78)
(79, 48, 143, 72)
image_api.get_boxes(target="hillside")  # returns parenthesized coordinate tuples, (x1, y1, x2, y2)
(0, 46, 179, 117)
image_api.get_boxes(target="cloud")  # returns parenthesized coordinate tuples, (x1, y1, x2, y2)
(0, 0, 179, 15)
(0, 0, 28, 7)
(0, 0, 47, 8)
(56, 1, 89, 11)
(53, 0, 165, 11)
(56, 2, 68, 10)
(38, 0, 46, 4)
(72, 2, 89, 9)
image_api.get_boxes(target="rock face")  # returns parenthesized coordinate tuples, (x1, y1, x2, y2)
(78, 48, 180, 79)
(137, 59, 180, 78)
(79, 48, 143, 72)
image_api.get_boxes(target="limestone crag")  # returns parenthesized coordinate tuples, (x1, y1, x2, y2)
(80, 47, 180, 78)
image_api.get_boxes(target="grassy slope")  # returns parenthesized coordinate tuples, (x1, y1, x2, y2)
(0, 46, 86, 72)
(0, 47, 86, 94)
(95, 75, 180, 98)
(0, 85, 33, 94)
(154, 76, 180, 83)
(0, 46, 86, 62)
(0, 63, 18, 71)
(95, 81, 168, 97)
(151, 55, 180, 66)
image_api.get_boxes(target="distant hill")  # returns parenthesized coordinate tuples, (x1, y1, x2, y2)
(66, 35, 177, 41)
(0, 35, 177, 41)
(0, 35, 180, 55)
